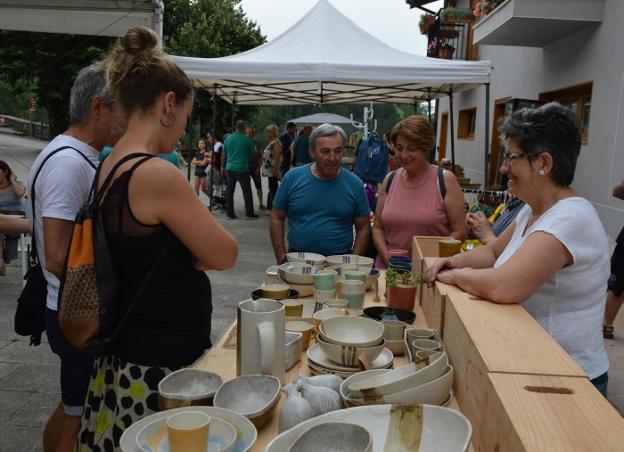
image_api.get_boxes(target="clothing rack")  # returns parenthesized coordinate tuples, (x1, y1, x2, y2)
(461, 188, 506, 195)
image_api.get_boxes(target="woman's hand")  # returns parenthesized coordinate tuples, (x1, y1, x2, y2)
(425, 257, 454, 286)
(436, 269, 458, 286)
(466, 212, 496, 244)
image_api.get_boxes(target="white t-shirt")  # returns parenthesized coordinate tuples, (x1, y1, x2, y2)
(494, 197, 609, 379)
(27, 135, 99, 311)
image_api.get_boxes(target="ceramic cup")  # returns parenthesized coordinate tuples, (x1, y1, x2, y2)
(388, 249, 409, 258)
(265, 265, 280, 286)
(439, 239, 462, 257)
(166, 411, 211, 452)
(323, 299, 349, 309)
(282, 299, 304, 317)
(337, 263, 358, 281)
(405, 328, 437, 361)
(382, 320, 406, 341)
(412, 338, 442, 353)
(414, 349, 439, 368)
(344, 270, 368, 284)
(261, 283, 291, 299)
(340, 280, 365, 309)
(314, 287, 336, 303)
(313, 269, 338, 291)
(389, 255, 411, 264)
(286, 320, 314, 351)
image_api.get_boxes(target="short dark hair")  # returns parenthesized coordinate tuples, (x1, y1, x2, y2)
(286, 122, 296, 130)
(235, 120, 246, 132)
(499, 102, 581, 186)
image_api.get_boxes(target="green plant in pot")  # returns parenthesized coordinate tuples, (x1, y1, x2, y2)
(438, 40, 455, 59)
(419, 13, 436, 34)
(386, 269, 425, 311)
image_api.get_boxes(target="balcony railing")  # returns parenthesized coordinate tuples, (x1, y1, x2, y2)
(427, 18, 470, 61)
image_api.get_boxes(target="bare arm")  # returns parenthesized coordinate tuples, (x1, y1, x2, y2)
(0, 214, 30, 236)
(42, 218, 74, 278)
(352, 216, 371, 256)
(466, 211, 497, 244)
(613, 179, 624, 200)
(270, 208, 288, 264)
(372, 173, 391, 265)
(437, 231, 571, 304)
(221, 150, 227, 173)
(9, 174, 26, 198)
(273, 142, 282, 177)
(130, 159, 238, 270)
(442, 170, 467, 241)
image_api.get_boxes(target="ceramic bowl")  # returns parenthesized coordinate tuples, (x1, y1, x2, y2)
(213, 375, 281, 428)
(285, 332, 303, 371)
(278, 262, 319, 285)
(136, 413, 237, 452)
(340, 369, 390, 407)
(279, 279, 314, 298)
(289, 422, 372, 452)
(287, 252, 326, 267)
(259, 283, 291, 299)
(347, 351, 448, 397)
(363, 307, 416, 324)
(345, 366, 455, 407)
(312, 308, 363, 329)
(252, 288, 299, 301)
(319, 316, 384, 348)
(317, 336, 386, 367)
(323, 299, 349, 309)
(326, 254, 374, 269)
(384, 339, 406, 356)
(158, 369, 223, 410)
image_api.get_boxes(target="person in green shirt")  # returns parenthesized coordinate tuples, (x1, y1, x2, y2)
(222, 120, 257, 219)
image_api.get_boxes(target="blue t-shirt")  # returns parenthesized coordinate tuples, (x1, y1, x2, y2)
(98, 146, 180, 168)
(273, 165, 370, 256)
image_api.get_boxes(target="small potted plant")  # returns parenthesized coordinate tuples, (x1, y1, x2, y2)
(427, 37, 439, 57)
(440, 7, 475, 24)
(419, 14, 436, 34)
(438, 40, 455, 59)
(386, 269, 425, 310)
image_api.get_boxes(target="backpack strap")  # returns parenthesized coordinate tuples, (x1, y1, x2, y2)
(385, 171, 396, 194)
(91, 152, 154, 207)
(438, 166, 447, 200)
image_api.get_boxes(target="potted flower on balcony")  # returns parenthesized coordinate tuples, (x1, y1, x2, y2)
(440, 7, 474, 24)
(386, 269, 425, 310)
(419, 14, 436, 34)
(438, 40, 455, 59)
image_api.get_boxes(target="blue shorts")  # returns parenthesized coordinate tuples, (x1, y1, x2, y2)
(45, 308, 94, 416)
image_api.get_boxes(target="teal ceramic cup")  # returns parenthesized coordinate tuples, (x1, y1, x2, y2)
(313, 269, 337, 291)
(340, 280, 365, 309)
(344, 270, 368, 283)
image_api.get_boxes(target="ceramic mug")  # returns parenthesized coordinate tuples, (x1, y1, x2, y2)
(313, 269, 337, 291)
(282, 299, 304, 317)
(286, 320, 314, 351)
(389, 255, 411, 264)
(388, 249, 409, 258)
(388, 261, 412, 271)
(405, 328, 437, 362)
(344, 270, 368, 283)
(382, 320, 406, 341)
(166, 411, 211, 452)
(340, 280, 365, 309)
(412, 338, 442, 353)
(438, 239, 462, 258)
(323, 299, 349, 309)
(314, 287, 336, 303)
(261, 283, 291, 299)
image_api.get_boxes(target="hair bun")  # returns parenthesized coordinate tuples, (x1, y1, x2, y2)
(122, 26, 159, 55)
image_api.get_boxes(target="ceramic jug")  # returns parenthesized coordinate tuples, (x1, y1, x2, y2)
(237, 298, 285, 384)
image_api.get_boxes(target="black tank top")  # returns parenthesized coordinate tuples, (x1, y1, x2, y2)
(101, 156, 212, 368)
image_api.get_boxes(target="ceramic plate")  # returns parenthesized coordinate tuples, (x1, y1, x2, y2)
(135, 416, 236, 452)
(264, 404, 472, 452)
(120, 406, 257, 452)
(307, 344, 394, 372)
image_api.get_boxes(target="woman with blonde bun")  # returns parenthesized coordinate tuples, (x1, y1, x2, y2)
(77, 27, 238, 449)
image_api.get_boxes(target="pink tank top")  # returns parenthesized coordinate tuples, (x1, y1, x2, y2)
(377, 166, 451, 267)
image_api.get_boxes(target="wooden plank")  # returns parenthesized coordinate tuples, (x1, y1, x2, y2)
(479, 373, 624, 452)
(412, 236, 450, 308)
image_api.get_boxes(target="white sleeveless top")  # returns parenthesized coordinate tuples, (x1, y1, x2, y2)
(494, 197, 609, 379)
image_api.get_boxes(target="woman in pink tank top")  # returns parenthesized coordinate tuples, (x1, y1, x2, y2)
(373, 116, 466, 268)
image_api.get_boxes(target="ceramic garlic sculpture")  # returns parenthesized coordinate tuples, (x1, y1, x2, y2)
(298, 380, 343, 416)
(279, 384, 315, 433)
(296, 374, 343, 394)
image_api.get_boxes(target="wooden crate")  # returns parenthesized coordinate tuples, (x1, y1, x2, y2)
(479, 373, 624, 451)
(411, 236, 451, 319)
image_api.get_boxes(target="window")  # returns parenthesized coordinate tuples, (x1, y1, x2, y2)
(458, 108, 477, 139)
(539, 82, 593, 143)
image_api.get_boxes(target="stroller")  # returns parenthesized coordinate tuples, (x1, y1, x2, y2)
(205, 166, 226, 212)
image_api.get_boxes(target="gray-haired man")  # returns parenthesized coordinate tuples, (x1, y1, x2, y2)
(270, 123, 371, 263)
(27, 62, 125, 452)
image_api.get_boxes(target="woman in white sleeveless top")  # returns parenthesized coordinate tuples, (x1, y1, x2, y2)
(427, 102, 610, 396)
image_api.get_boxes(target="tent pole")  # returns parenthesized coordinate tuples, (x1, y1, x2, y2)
(427, 88, 432, 123)
(231, 95, 237, 131)
(484, 83, 491, 188)
(212, 84, 218, 130)
(448, 87, 456, 172)
(187, 89, 196, 181)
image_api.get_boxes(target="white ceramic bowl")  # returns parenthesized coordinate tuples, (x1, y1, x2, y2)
(317, 336, 386, 367)
(287, 252, 326, 267)
(157, 368, 223, 410)
(326, 254, 375, 269)
(289, 422, 372, 452)
(347, 351, 448, 397)
(340, 369, 390, 407)
(278, 262, 319, 285)
(213, 375, 281, 428)
(319, 316, 384, 348)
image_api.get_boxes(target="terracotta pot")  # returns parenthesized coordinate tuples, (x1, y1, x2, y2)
(387, 284, 417, 310)
(438, 48, 455, 59)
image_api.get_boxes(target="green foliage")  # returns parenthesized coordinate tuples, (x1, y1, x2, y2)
(386, 268, 425, 287)
(0, 79, 47, 123)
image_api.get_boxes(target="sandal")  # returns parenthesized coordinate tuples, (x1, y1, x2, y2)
(603, 325, 614, 339)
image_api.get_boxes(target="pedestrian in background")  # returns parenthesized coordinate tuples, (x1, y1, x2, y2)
(603, 178, 624, 339)
(262, 124, 282, 212)
(279, 121, 296, 177)
(191, 138, 210, 196)
(222, 120, 257, 219)
(246, 127, 265, 210)
(292, 124, 313, 167)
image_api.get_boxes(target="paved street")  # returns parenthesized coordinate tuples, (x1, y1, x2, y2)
(0, 128, 622, 451)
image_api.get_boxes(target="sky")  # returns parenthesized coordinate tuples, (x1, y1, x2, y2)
(239, 0, 444, 56)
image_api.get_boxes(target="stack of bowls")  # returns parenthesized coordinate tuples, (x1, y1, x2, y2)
(277, 262, 320, 298)
(388, 255, 411, 272)
(287, 252, 326, 267)
(306, 316, 393, 377)
(340, 351, 454, 407)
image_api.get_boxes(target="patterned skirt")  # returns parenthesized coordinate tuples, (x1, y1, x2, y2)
(76, 355, 179, 452)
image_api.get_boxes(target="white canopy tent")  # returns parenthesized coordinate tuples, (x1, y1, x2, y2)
(173, 0, 493, 179)
(288, 113, 355, 130)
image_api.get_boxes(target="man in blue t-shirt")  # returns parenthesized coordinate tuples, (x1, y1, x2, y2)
(279, 122, 296, 177)
(271, 123, 371, 263)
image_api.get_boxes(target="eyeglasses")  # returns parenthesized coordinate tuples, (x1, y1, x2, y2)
(501, 151, 526, 164)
